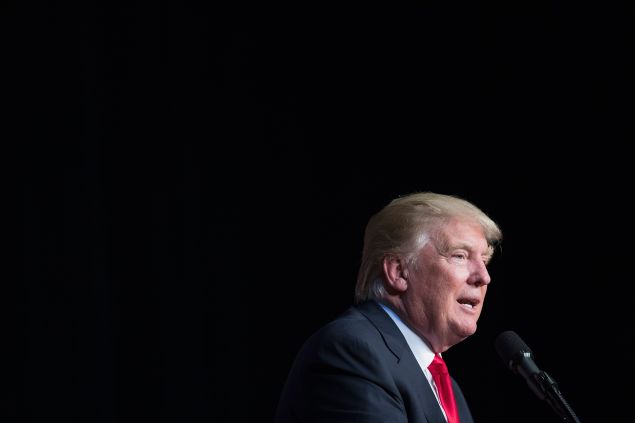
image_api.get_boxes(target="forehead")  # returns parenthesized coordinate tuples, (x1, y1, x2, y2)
(437, 218, 489, 250)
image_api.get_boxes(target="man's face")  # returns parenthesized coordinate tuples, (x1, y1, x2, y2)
(402, 218, 493, 352)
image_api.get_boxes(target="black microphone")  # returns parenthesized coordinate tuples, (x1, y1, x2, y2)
(495, 330, 581, 422)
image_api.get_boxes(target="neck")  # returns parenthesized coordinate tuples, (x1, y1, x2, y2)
(378, 297, 449, 353)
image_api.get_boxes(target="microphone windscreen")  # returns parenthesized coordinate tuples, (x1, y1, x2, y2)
(495, 330, 534, 368)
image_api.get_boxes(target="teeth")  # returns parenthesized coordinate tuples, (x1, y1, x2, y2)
(460, 302, 473, 309)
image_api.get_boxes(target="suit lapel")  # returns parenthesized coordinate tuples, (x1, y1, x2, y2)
(355, 301, 449, 423)
(354, 301, 407, 360)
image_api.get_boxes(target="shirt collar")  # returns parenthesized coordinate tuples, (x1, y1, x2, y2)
(378, 302, 437, 369)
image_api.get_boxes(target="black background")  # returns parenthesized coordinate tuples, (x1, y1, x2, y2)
(11, 1, 634, 422)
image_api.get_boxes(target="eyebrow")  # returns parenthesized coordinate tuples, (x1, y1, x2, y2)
(448, 242, 494, 264)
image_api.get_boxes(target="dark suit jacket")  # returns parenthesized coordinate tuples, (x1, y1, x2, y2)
(275, 301, 475, 423)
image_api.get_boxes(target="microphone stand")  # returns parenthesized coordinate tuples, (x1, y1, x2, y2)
(533, 371, 581, 422)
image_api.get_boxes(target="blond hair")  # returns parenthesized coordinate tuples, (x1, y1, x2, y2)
(354, 192, 502, 303)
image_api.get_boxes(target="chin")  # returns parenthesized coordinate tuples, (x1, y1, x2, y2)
(454, 323, 478, 339)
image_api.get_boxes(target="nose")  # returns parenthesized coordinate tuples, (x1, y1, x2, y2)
(468, 259, 491, 287)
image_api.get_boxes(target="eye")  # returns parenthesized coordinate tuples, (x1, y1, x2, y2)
(451, 252, 468, 261)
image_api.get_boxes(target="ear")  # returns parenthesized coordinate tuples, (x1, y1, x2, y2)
(382, 254, 408, 293)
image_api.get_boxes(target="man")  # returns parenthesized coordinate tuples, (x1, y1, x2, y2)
(275, 192, 502, 423)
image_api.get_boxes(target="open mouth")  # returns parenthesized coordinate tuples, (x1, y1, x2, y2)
(457, 298, 479, 309)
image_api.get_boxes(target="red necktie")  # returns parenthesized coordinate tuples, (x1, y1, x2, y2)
(428, 354, 460, 423)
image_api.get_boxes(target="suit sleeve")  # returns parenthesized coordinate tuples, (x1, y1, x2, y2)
(275, 322, 408, 423)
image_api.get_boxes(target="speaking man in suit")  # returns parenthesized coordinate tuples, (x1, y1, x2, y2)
(275, 192, 503, 423)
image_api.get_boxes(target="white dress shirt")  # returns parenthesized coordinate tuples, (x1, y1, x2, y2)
(379, 302, 448, 421)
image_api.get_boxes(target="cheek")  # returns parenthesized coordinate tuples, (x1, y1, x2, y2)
(431, 270, 460, 293)
(447, 267, 471, 288)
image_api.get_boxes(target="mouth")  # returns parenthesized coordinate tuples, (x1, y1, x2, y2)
(457, 297, 480, 310)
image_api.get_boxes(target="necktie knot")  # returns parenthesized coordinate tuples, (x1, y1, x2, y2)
(428, 354, 449, 375)
(427, 354, 460, 423)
